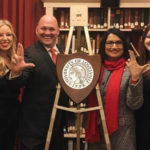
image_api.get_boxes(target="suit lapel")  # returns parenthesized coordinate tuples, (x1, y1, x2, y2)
(35, 41, 57, 76)
(56, 44, 65, 54)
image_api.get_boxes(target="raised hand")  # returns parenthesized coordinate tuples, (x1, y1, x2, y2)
(126, 50, 150, 81)
(10, 43, 35, 77)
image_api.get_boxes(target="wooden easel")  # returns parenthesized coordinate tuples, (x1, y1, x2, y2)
(44, 5, 111, 150)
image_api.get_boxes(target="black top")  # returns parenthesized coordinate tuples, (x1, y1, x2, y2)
(135, 74, 150, 150)
(0, 73, 20, 150)
(0, 73, 20, 117)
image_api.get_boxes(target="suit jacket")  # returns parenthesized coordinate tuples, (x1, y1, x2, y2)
(12, 41, 69, 149)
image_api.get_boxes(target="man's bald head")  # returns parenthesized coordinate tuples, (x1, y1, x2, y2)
(37, 15, 59, 28)
(36, 15, 60, 48)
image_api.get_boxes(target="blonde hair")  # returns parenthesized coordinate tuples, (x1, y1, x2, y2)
(0, 19, 17, 77)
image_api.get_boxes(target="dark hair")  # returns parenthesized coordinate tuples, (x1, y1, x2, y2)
(99, 28, 130, 62)
(138, 25, 150, 65)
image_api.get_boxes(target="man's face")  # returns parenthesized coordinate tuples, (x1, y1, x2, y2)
(36, 16, 59, 48)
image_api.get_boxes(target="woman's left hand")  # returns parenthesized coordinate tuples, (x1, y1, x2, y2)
(126, 50, 150, 81)
(10, 43, 35, 77)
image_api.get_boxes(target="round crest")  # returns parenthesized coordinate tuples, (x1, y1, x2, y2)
(62, 58, 94, 89)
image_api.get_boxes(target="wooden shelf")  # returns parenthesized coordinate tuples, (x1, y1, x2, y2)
(120, 0, 150, 8)
(42, 0, 150, 8)
(88, 29, 107, 32)
(42, 0, 99, 2)
(60, 28, 107, 32)
(64, 133, 85, 138)
(43, 3, 100, 8)
(60, 28, 70, 31)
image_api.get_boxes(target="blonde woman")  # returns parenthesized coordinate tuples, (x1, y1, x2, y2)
(0, 19, 20, 150)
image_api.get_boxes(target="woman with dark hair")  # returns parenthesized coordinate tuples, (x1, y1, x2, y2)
(135, 25, 150, 150)
(85, 28, 149, 150)
(100, 28, 130, 61)
(0, 19, 20, 150)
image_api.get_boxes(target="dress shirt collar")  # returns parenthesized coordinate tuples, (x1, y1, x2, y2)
(44, 45, 59, 54)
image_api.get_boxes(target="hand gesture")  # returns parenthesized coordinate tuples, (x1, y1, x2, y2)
(126, 50, 150, 81)
(10, 43, 35, 77)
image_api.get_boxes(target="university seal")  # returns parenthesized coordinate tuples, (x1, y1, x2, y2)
(62, 58, 94, 89)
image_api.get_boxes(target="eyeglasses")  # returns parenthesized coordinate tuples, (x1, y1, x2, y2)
(105, 41, 123, 47)
(146, 35, 150, 39)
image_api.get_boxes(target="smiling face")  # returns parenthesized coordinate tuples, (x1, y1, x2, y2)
(105, 33, 124, 62)
(0, 25, 13, 51)
(144, 30, 150, 52)
(36, 15, 60, 48)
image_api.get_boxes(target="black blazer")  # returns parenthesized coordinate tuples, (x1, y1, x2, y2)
(13, 41, 69, 149)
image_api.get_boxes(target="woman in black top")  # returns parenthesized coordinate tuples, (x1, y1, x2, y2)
(0, 19, 20, 150)
(135, 25, 150, 150)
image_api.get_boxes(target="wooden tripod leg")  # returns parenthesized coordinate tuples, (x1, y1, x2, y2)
(76, 105, 81, 150)
(84, 26, 93, 55)
(95, 83, 111, 150)
(65, 26, 74, 55)
(44, 83, 61, 150)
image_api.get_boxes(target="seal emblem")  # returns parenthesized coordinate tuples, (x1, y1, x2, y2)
(62, 58, 94, 89)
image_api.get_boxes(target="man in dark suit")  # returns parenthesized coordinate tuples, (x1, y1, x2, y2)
(10, 15, 69, 150)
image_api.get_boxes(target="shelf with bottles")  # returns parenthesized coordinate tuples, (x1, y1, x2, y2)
(54, 7, 109, 31)
(57, 28, 143, 55)
(53, 5, 149, 54)
(57, 31, 104, 54)
(109, 8, 150, 30)
(54, 7, 150, 33)
(63, 100, 87, 139)
(67, 138, 88, 150)
(88, 8, 108, 30)
(54, 8, 70, 29)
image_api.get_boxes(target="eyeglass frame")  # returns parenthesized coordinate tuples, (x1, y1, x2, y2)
(146, 35, 150, 39)
(105, 40, 123, 47)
